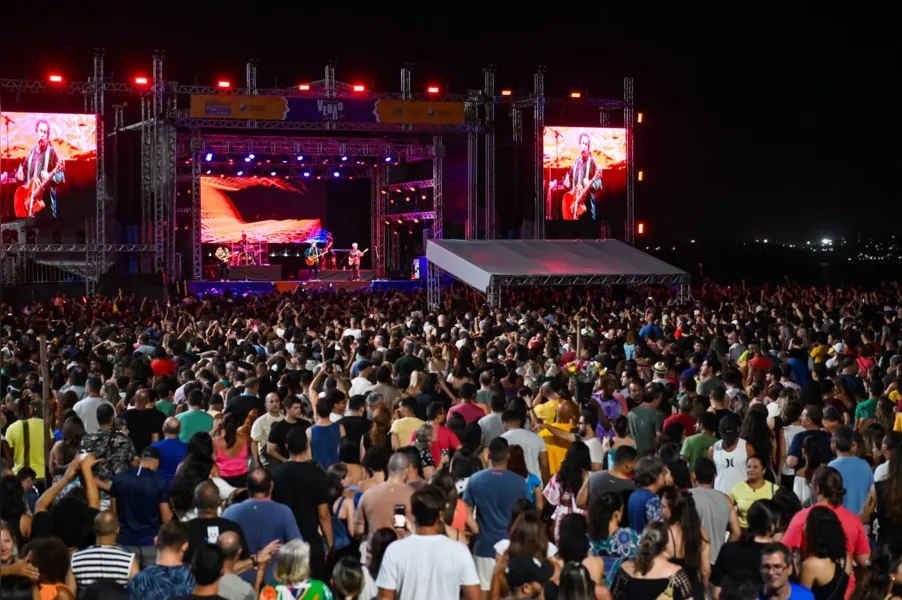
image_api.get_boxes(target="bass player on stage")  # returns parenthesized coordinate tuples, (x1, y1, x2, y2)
(562, 132, 601, 220)
(305, 241, 322, 280)
(15, 118, 65, 218)
(348, 242, 368, 281)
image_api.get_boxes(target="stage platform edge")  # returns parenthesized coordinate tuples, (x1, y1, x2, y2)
(186, 278, 438, 296)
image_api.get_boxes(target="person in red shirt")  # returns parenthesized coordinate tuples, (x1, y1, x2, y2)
(663, 396, 696, 437)
(150, 346, 177, 377)
(781, 467, 870, 589)
(408, 402, 462, 465)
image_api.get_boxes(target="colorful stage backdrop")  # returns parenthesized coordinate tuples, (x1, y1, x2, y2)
(200, 175, 326, 244)
(189, 95, 465, 125)
(0, 111, 97, 224)
(542, 126, 626, 222)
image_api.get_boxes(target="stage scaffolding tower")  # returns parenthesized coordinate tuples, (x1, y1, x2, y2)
(465, 92, 479, 240)
(371, 167, 386, 279)
(88, 49, 106, 296)
(190, 132, 203, 280)
(426, 135, 444, 310)
(532, 67, 545, 240)
(623, 76, 636, 246)
(483, 67, 496, 240)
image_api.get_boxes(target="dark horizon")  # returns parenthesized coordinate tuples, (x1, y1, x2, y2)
(4, 7, 897, 241)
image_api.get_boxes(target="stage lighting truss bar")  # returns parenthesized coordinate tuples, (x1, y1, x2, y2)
(383, 211, 436, 221)
(493, 273, 690, 288)
(380, 179, 434, 190)
(174, 86, 470, 102)
(0, 79, 160, 95)
(511, 97, 628, 110)
(0, 244, 157, 252)
(178, 118, 477, 134)
(184, 136, 433, 160)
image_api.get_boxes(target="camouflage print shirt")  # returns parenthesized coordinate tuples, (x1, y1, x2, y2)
(77, 428, 138, 484)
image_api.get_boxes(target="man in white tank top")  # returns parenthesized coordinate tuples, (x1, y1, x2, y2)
(709, 413, 752, 494)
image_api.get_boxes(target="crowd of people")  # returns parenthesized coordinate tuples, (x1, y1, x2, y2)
(1, 281, 901, 600)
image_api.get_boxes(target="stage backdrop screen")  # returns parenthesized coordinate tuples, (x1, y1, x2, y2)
(0, 111, 97, 224)
(200, 175, 326, 244)
(543, 126, 626, 222)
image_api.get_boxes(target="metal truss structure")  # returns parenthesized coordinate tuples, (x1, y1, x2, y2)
(480, 272, 689, 307)
(2, 55, 631, 300)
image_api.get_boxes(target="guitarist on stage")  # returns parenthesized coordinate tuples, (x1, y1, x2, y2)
(305, 241, 322, 280)
(348, 242, 367, 281)
(562, 133, 601, 220)
(16, 118, 65, 218)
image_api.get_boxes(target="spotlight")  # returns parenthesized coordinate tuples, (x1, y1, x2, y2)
(48, 74, 63, 83)
(270, 171, 276, 176)
(205, 169, 212, 175)
(384, 156, 392, 162)
(303, 171, 310, 177)
(205, 153, 213, 161)
(297, 155, 304, 161)
(244, 157, 252, 163)
(134, 76, 149, 86)
(237, 170, 244, 176)
(333, 171, 340, 177)
(248, 154, 255, 159)
(341, 156, 348, 162)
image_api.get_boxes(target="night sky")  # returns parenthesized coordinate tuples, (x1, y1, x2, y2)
(5, 7, 897, 241)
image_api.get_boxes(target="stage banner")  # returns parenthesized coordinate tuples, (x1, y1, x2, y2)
(190, 95, 465, 125)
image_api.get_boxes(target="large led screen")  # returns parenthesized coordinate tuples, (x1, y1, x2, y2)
(0, 112, 97, 223)
(543, 126, 626, 221)
(200, 175, 327, 244)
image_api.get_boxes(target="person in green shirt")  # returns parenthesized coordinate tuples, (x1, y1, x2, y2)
(176, 389, 213, 443)
(681, 411, 719, 471)
(155, 382, 176, 417)
(853, 380, 882, 429)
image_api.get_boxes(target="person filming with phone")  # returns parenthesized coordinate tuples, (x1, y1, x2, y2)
(353, 452, 414, 561)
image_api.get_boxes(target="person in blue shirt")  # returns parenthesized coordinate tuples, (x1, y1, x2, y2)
(150, 417, 188, 486)
(627, 455, 666, 532)
(759, 542, 815, 600)
(828, 426, 873, 515)
(463, 437, 529, 594)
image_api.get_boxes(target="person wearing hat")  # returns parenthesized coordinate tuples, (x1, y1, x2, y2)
(503, 555, 554, 598)
(651, 361, 669, 386)
(110, 446, 173, 569)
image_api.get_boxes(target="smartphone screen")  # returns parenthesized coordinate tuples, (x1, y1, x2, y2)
(392, 504, 406, 529)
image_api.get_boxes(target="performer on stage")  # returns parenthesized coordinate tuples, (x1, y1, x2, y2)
(348, 243, 368, 282)
(305, 241, 322, 280)
(323, 232, 336, 269)
(214, 246, 231, 280)
(15, 118, 65, 218)
(562, 132, 602, 220)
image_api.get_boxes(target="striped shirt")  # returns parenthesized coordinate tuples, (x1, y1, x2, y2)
(71, 545, 135, 587)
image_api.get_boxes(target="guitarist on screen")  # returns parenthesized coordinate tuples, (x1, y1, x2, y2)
(16, 118, 65, 218)
(562, 133, 601, 220)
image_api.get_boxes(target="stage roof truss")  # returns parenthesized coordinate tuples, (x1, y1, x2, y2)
(384, 211, 436, 221)
(181, 136, 434, 160)
(176, 117, 476, 133)
(494, 273, 689, 287)
(381, 179, 435, 189)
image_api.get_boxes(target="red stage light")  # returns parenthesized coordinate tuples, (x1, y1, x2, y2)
(217, 80, 230, 89)
(298, 84, 310, 91)
(638, 170, 644, 181)
(500, 90, 512, 96)
(48, 74, 63, 83)
(637, 112, 644, 123)
(352, 84, 365, 92)
(570, 91, 581, 99)
(134, 76, 149, 85)
(426, 86, 439, 94)
(637, 222, 645, 235)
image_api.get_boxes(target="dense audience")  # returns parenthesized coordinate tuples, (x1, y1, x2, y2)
(1, 281, 902, 600)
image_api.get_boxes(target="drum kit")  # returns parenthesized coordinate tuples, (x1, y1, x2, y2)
(216, 234, 269, 266)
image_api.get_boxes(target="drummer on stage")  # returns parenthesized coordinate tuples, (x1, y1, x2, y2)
(305, 241, 322, 280)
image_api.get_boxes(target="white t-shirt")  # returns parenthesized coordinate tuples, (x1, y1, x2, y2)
(375, 533, 480, 600)
(781, 425, 806, 475)
(875, 461, 889, 482)
(350, 376, 376, 397)
(502, 428, 548, 479)
(73, 396, 116, 434)
(584, 436, 605, 466)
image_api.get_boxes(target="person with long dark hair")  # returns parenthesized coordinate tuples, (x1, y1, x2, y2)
(610, 521, 694, 600)
(711, 499, 782, 596)
(850, 544, 902, 600)
(660, 487, 710, 598)
(799, 506, 851, 600)
(543, 441, 591, 543)
(213, 413, 250, 487)
(588, 492, 640, 587)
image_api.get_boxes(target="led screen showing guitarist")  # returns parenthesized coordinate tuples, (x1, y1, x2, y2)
(561, 133, 601, 220)
(15, 118, 66, 218)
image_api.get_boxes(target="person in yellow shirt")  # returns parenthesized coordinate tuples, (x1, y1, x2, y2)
(532, 382, 561, 425)
(730, 455, 778, 528)
(5, 396, 47, 481)
(389, 397, 424, 449)
(537, 397, 579, 476)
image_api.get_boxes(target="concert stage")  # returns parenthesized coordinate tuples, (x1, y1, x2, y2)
(187, 278, 435, 296)
(225, 265, 282, 281)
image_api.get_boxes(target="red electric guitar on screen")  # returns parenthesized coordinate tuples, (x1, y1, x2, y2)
(561, 166, 601, 220)
(14, 159, 65, 218)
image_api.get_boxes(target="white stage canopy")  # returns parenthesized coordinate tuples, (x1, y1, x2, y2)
(426, 239, 689, 294)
